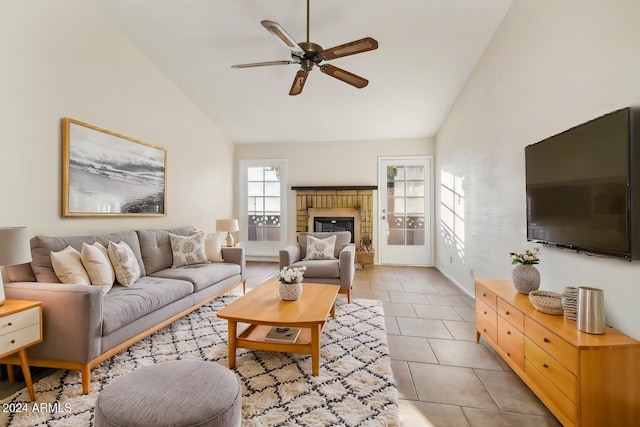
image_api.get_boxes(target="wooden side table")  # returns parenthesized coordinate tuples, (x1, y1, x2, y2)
(0, 300, 43, 401)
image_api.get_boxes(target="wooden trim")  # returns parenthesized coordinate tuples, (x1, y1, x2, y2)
(0, 280, 245, 395)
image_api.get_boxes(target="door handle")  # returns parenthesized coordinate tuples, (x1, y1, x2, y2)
(381, 215, 386, 219)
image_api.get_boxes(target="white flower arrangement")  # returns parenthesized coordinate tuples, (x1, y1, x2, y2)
(279, 266, 306, 284)
(510, 246, 540, 265)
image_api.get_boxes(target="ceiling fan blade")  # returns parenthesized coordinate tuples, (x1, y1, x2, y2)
(320, 64, 368, 89)
(289, 70, 309, 96)
(261, 20, 305, 56)
(322, 37, 378, 60)
(231, 60, 295, 69)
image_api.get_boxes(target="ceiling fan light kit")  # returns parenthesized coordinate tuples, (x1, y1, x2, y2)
(232, 0, 378, 96)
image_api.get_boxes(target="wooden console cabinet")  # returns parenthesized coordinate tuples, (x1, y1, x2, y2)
(475, 279, 640, 427)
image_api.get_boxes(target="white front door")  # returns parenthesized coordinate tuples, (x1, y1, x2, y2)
(377, 157, 433, 266)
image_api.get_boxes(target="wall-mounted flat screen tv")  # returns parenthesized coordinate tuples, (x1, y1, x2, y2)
(525, 107, 640, 259)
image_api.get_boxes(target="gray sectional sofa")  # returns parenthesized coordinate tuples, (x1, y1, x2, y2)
(3, 227, 245, 394)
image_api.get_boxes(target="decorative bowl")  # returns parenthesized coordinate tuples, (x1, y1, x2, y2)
(528, 290, 564, 316)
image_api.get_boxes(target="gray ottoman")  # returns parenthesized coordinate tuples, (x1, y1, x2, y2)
(94, 360, 242, 427)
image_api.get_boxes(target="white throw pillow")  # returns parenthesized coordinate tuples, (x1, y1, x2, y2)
(303, 235, 338, 260)
(107, 241, 141, 286)
(169, 232, 208, 267)
(50, 246, 91, 285)
(80, 242, 115, 294)
(205, 232, 226, 262)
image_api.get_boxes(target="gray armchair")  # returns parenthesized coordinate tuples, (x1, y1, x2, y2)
(279, 231, 355, 303)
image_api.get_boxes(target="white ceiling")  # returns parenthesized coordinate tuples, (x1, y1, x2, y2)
(89, 0, 512, 144)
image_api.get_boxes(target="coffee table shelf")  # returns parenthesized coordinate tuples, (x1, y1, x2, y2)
(218, 279, 340, 375)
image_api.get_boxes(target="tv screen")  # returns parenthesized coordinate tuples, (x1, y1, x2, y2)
(526, 107, 637, 258)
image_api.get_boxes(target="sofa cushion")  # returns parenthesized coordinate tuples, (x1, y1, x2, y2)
(31, 230, 146, 283)
(298, 232, 351, 259)
(108, 241, 141, 287)
(169, 232, 208, 267)
(290, 259, 340, 278)
(136, 227, 191, 275)
(50, 246, 91, 285)
(102, 276, 194, 335)
(80, 242, 115, 294)
(151, 263, 241, 292)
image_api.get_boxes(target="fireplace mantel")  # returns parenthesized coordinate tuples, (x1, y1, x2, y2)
(291, 186, 377, 191)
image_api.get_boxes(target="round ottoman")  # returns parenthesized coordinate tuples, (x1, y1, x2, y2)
(94, 360, 242, 427)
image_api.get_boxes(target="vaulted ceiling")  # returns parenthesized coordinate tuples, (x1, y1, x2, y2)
(90, 0, 512, 143)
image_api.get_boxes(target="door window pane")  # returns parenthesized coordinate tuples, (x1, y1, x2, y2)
(247, 166, 281, 241)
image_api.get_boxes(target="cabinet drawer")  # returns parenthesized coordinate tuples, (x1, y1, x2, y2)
(525, 358, 578, 427)
(476, 299, 497, 329)
(525, 337, 577, 403)
(476, 283, 497, 311)
(497, 299, 524, 331)
(0, 324, 41, 357)
(0, 307, 40, 337)
(476, 316, 497, 344)
(499, 337, 524, 371)
(525, 317, 578, 375)
(498, 315, 524, 353)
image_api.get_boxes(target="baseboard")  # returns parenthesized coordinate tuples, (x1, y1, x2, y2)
(435, 266, 475, 299)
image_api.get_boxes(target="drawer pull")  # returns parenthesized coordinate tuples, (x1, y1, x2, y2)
(7, 322, 12, 326)
(483, 293, 486, 297)
(507, 352, 511, 357)
(483, 328, 487, 333)
(543, 337, 550, 343)
(543, 363, 549, 369)
(507, 331, 511, 335)
(10, 339, 15, 344)
(505, 311, 510, 315)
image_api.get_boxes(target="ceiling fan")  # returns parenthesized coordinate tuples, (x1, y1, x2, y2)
(231, 0, 378, 96)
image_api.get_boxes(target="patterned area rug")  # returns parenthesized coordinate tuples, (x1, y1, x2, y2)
(0, 297, 398, 426)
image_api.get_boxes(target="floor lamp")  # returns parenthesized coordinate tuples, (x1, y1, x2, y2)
(0, 227, 32, 305)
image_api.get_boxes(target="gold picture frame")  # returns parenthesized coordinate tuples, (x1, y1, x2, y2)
(62, 118, 167, 217)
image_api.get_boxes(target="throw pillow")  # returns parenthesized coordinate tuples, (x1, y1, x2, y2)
(205, 231, 226, 262)
(169, 232, 208, 267)
(80, 242, 115, 294)
(303, 235, 338, 260)
(50, 246, 91, 285)
(107, 241, 141, 286)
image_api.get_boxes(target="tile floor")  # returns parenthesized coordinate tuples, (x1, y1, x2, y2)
(0, 262, 563, 427)
(349, 264, 562, 427)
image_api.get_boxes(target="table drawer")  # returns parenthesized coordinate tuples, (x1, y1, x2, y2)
(525, 317, 578, 375)
(476, 315, 497, 344)
(498, 315, 524, 353)
(500, 337, 525, 371)
(0, 324, 41, 357)
(497, 299, 524, 331)
(476, 299, 497, 329)
(476, 283, 497, 311)
(525, 337, 577, 403)
(0, 307, 39, 337)
(525, 358, 578, 427)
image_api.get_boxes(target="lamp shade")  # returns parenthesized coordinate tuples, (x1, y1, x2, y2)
(0, 227, 32, 266)
(216, 219, 239, 233)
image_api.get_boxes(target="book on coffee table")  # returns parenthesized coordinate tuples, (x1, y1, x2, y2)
(265, 326, 301, 343)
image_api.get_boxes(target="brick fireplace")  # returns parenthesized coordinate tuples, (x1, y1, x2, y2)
(292, 186, 375, 252)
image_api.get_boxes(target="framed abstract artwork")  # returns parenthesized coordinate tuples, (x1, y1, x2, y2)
(62, 118, 167, 217)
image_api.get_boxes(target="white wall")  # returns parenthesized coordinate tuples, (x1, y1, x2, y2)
(234, 138, 434, 248)
(0, 0, 234, 238)
(435, 0, 640, 339)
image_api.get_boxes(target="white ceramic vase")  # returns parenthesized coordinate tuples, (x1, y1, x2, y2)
(279, 281, 303, 301)
(512, 264, 540, 294)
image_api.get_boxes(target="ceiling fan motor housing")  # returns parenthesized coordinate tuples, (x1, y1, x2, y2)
(296, 42, 324, 66)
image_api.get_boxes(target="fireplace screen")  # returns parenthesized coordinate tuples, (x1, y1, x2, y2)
(313, 217, 355, 243)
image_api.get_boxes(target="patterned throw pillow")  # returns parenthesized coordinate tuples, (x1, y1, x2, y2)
(50, 245, 91, 285)
(80, 242, 115, 294)
(107, 241, 141, 286)
(303, 235, 337, 260)
(169, 232, 208, 267)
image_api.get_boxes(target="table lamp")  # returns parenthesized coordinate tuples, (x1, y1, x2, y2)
(0, 227, 32, 305)
(216, 219, 239, 247)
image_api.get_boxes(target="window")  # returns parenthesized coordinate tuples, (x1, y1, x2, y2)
(239, 159, 287, 256)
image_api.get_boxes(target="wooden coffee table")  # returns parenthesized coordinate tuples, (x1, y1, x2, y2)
(217, 278, 340, 376)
